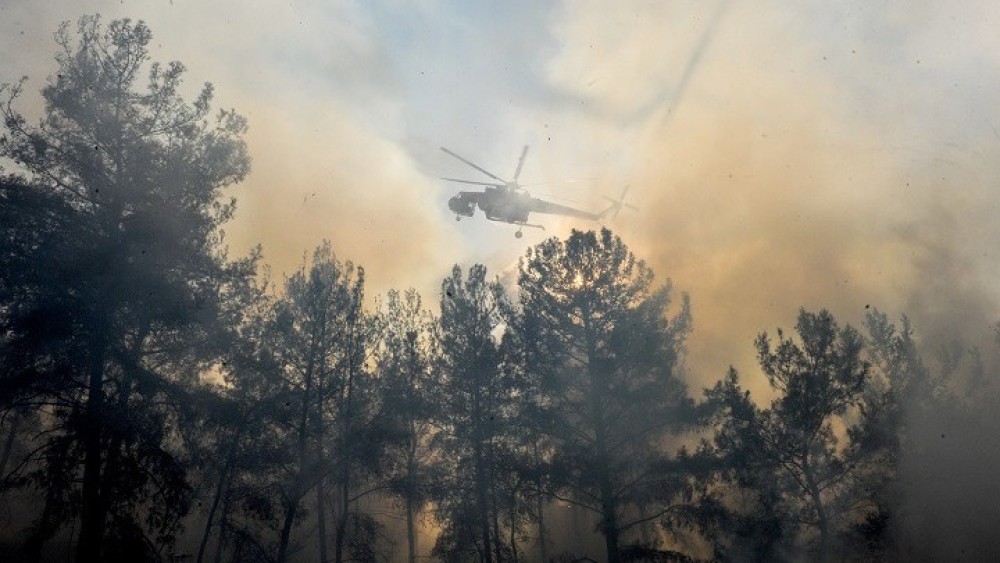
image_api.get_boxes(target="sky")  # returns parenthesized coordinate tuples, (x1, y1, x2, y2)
(3, 0, 1000, 395)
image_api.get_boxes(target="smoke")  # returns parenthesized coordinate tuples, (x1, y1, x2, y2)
(540, 0, 1000, 391)
(5, 1, 998, 350)
(898, 388, 1000, 561)
(0, 0, 458, 301)
(224, 102, 453, 298)
(5, 0, 1000, 557)
(541, 1, 1000, 558)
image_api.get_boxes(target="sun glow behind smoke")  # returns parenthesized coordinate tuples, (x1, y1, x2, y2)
(532, 0, 1000, 396)
(3, 0, 998, 345)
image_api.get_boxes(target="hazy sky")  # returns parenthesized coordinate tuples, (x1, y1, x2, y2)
(3, 0, 1000, 391)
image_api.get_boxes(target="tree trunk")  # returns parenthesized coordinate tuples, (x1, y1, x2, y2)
(198, 426, 242, 563)
(317, 477, 329, 563)
(536, 479, 547, 563)
(334, 504, 348, 563)
(280, 321, 321, 563)
(584, 307, 620, 563)
(22, 484, 63, 563)
(75, 337, 106, 563)
(406, 343, 419, 563)
(334, 314, 360, 563)
(475, 446, 493, 563)
(491, 479, 503, 563)
(277, 498, 299, 563)
(278, 396, 311, 562)
(317, 369, 329, 563)
(0, 412, 20, 478)
(332, 436, 350, 561)
(472, 386, 493, 563)
(332, 416, 354, 563)
(600, 478, 621, 563)
(803, 455, 830, 562)
(405, 454, 418, 563)
(213, 491, 230, 563)
(94, 344, 143, 562)
(509, 499, 519, 563)
(406, 491, 417, 563)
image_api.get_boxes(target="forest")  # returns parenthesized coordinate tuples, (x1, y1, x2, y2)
(3, 15, 1000, 563)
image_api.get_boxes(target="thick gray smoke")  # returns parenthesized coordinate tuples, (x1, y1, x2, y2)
(541, 2, 1000, 557)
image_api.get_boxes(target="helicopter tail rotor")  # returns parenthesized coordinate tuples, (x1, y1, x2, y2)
(601, 186, 638, 219)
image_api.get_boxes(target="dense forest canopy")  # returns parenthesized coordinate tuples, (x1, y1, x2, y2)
(3, 10, 1000, 563)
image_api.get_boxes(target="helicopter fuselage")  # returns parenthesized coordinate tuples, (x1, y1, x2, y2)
(449, 186, 533, 224)
(440, 145, 626, 236)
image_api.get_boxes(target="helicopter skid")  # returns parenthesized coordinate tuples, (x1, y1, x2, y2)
(514, 222, 545, 231)
(511, 221, 544, 239)
(482, 216, 546, 238)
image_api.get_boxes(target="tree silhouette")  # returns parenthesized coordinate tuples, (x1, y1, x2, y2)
(265, 242, 383, 563)
(517, 228, 694, 563)
(378, 288, 442, 563)
(708, 309, 869, 561)
(0, 15, 252, 561)
(434, 264, 518, 562)
(193, 276, 284, 563)
(853, 309, 1000, 561)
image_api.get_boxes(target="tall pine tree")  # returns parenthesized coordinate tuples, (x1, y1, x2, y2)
(517, 229, 694, 562)
(0, 16, 252, 561)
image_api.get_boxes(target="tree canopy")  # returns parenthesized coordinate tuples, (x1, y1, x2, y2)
(1, 15, 252, 562)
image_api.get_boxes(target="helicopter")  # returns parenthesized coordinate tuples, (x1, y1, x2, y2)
(441, 145, 635, 238)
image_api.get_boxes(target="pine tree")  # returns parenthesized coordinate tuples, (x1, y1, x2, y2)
(0, 16, 252, 561)
(378, 288, 441, 563)
(707, 309, 869, 561)
(517, 228, 694, 563)
(434, 264, 516, 562)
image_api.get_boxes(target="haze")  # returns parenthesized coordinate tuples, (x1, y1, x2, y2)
(5, 0, 998, 378)
(3, 1, 1000, 561)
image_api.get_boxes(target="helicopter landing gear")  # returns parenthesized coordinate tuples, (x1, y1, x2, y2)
(512, 222, 543, 238)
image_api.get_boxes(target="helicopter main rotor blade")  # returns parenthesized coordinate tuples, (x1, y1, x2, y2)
(513, 145, 529, 182)
(519, 178, 595, 188)
(440, 147, 505, 182)
(442, 177, 501, 187)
